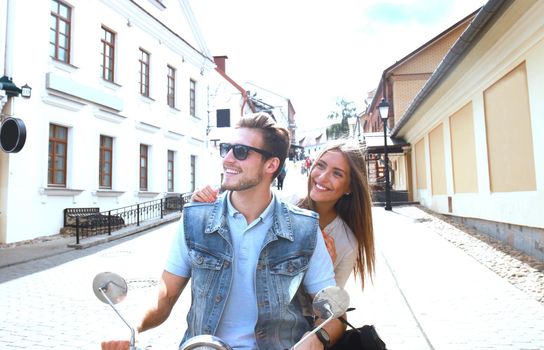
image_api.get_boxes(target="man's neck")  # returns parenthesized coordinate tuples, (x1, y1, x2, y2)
(230, 185, 273, 224)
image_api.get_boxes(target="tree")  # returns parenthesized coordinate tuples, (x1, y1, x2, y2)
(326, 98, 357, 140)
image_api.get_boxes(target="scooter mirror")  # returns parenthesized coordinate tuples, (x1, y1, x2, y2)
(179, 334, 233, 350)
(312, 286, 350, 319)
(92, 272, 128, 305)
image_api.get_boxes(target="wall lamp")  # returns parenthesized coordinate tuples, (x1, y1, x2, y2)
(0, 75, 31, 98)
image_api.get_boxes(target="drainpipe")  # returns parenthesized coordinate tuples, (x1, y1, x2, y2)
(1, 0, 15, 116)
(241, 91, 248, 115)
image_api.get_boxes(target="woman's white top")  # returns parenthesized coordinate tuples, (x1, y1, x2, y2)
(322, 216, 358, 287)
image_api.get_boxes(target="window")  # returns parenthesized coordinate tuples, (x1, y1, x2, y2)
(167, 65, 176, 108)
(190, 155, 196, 192)
(189, 79, 196, 116)
(139, 49, 150, 97)
(48, 124, 68, 187)
(101, 26, 115, 82)
(140, 144, 148, 191)
(216, 109, 231, 127)
(50, 0, 72, 63)
(167, 150, 174, 192)
(99, 135, 113, 189)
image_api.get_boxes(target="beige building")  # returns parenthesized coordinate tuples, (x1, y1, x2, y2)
(362, 8, 475, 201)
(386, 0, 544, 260)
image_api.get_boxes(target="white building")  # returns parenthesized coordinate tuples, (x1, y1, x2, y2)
(204, 56, 298, 184)
(202, 55, 254, 186)
(0, 0, 215, 243)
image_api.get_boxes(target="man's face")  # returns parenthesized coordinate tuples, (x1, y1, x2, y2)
(221, 128, 270, 192)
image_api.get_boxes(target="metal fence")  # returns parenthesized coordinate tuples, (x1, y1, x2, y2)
(63, 193, 193, 244)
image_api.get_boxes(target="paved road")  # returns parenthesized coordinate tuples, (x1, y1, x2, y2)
(1, 166, 543, 349)
(0, 224, 187, 349)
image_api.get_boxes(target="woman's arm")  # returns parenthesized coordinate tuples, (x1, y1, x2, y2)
(191, 185, 218, 203)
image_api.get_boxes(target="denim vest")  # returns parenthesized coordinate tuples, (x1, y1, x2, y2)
(181, 192, 319, 350)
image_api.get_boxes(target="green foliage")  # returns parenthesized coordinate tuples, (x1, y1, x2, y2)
(326, 98, 357, 140)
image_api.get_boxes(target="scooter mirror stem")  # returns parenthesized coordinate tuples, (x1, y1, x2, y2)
(291, 304, 334, 350)
(99, 287, 137, 350)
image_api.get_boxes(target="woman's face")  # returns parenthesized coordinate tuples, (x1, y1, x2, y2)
(309, 150, 351, 206)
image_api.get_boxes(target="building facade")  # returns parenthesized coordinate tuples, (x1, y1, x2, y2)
(361, 11, 475, 196)
(391, 0, 544, 260)
(204, 55, 298, 185)
(0, 0, 215, 243)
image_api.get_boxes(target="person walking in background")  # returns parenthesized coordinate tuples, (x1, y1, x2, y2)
(304, 156, 312, 176)
(276, 163, 287, 190)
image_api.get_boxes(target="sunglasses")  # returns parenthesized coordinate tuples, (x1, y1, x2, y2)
(219, 143, 275, 161)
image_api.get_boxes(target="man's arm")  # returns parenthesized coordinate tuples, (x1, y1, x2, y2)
(137, 270, 189, 332)
(101, 271, 189, 350)
(302, 291, 347, 350)
(314, 316, 346, 348)
(295, 311, 346, 349)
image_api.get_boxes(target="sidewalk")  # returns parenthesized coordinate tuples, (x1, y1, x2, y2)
(0, 212, 181, 268)
(349, 206, 544, 349)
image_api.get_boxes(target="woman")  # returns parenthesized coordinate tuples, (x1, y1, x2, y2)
(299, 139, 375, 289)
(192, 139, 375, 289)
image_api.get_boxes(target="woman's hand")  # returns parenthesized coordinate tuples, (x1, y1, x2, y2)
(322, 231, 337, 264)
(191, 185, 219, 203)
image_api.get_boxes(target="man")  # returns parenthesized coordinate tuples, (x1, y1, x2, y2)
(276, 163, 287, 190)
(102, 112, 345, 350)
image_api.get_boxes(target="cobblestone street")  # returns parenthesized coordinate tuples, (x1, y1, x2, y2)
(0, 224, 187, 349)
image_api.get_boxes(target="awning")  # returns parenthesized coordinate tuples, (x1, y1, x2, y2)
(362, 132, 410, 154)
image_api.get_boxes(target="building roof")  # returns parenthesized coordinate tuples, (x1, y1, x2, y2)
(367, 8, 480, 114)
(391, 0, 511, 137)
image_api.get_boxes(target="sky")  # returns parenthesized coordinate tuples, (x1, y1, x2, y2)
(188, 0, 486, 130)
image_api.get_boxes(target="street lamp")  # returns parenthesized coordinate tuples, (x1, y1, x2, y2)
(378, 98, 392, 211)
(21, 84, 32, 98)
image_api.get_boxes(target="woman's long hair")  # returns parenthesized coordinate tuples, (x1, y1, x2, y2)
(299, 139, 375, 289)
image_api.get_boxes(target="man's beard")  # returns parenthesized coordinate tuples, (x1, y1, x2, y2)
(221, 172, 263, 192)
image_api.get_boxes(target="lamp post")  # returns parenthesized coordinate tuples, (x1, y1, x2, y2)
(378, 98, 392, 211)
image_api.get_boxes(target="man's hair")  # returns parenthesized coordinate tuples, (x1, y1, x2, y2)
(236, 112, 290, 179)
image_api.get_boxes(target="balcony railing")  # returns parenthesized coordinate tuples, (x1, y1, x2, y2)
(63, 193, 193, 244)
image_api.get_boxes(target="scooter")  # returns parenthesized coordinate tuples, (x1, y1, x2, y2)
(93, 271, 350, 350)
